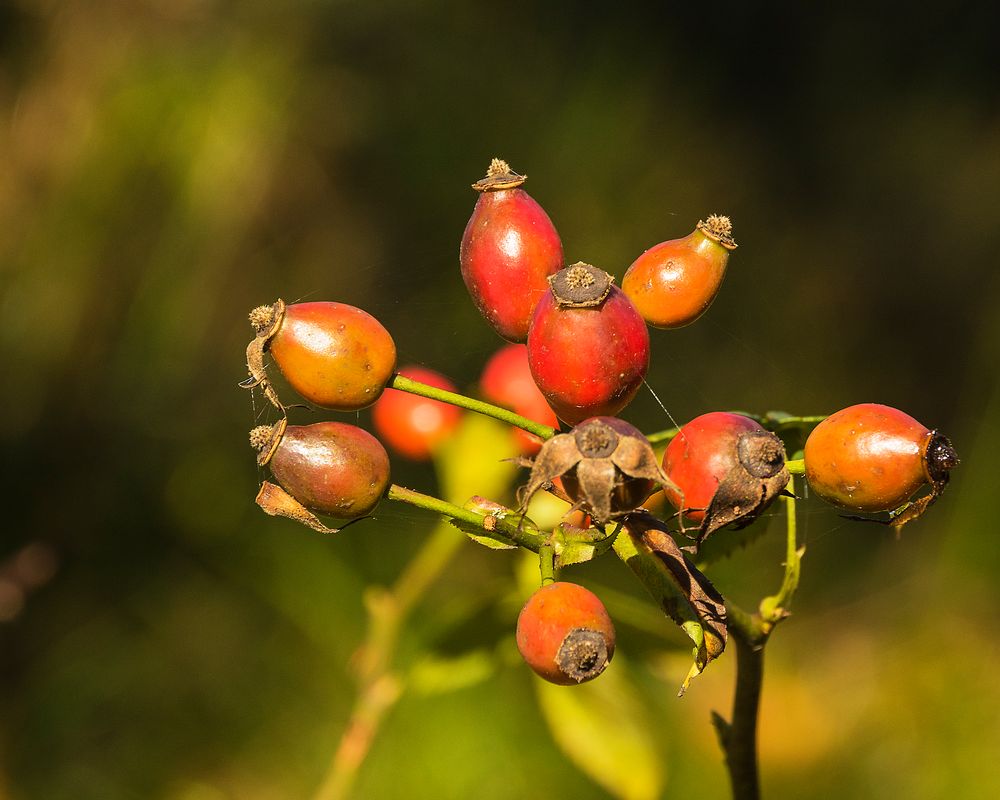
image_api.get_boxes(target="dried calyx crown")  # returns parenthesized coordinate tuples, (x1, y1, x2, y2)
(548, 263, 614, 308)
(697, 214, 738, 250)
(471, 157, 528, 192)
(248, 419, 287, 467)
(924, 431, 960, 486)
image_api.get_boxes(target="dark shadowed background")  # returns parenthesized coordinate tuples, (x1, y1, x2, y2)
(2, 2, 998, 798)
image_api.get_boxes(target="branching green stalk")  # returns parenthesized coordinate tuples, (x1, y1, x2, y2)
(785, 459, 804, 475)
(715, 475, 804, 800)
(390, 374, 557, 440)
(330, 406, 814, 800)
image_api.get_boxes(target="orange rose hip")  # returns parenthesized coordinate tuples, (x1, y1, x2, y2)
(247, 299, 396, 410)
(804, 403, 958, 513)
(622, 215, 737, 329)
(516, 581, 616, 685)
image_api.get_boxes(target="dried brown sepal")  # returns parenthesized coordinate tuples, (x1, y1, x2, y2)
(471, 158, 528, 192)
(241, 299, 287, 412)
(626, 511, 727, 660)
(687, 429, 789, 554)
(255, 481, 340, 534)
(519, 418, 683, 525)
(547, 263, 614, 308)
(849, 480, 948, 536)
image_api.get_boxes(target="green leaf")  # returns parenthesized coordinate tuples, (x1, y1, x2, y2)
(448, 517, 517, 550)
(535, 654, 665, 800)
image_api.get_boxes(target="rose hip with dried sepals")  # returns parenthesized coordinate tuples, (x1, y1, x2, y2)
(803, 403, 958, 527)
(244, 299, 396, 411)
(371, 366, 463, 461)
(460, 158, 564, 342)
(519, 416, 679, 525)
(527, 263, 650, 426)
(250, 420, 391, 523)
(516, 581, 616, 685)
(622, 215, 737, 329)
(663, 412, 789, 551)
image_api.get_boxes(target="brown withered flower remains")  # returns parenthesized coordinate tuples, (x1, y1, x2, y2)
(519, 416, 682, 524)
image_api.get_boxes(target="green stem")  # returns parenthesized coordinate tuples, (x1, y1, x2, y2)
(386, 484, 547, 551)
(785, 459, 804, 475)
(390, 374, 557, 440)
(759, 474, 802, 626)
(538, 543, 556, 585)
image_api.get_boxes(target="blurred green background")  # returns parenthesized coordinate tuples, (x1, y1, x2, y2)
(2, 1, 998, 798)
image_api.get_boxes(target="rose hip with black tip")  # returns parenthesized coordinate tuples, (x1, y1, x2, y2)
(804, 403, 958, 527)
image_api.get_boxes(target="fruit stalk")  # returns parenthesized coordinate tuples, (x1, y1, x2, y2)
(713, 473, 804, 800)
(386, 484, 548, 551)
(389, 374, 557, 440)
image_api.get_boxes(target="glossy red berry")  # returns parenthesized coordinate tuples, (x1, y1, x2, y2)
(250, 420, 390, 518)
(479, 343, 559, 455)
(460, 158, 564, 342)
(804, 403, 958, 515)
(516, 581, 616, 685)
(622, 215, 737, 329)
(663, 412, 789, 549)
(371, 366, 462, 460)
(246, 299, 396, 410)
(527, 263, 650, 426)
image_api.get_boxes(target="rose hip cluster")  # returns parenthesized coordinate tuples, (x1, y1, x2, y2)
(240, 157, 958, 686)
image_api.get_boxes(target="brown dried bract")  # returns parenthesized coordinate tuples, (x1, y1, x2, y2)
(240, 298, 286, 412)
(255, 481, 339, 534)
(519, 417, 683, 524)
(690, 429, 789, 553)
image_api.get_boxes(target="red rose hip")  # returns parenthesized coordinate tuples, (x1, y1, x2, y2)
(246, 299, 396, 410)
(527, 263, 650, 425)
(460, 158, 564, 342)
(804, 403, 958, 515)
(663, 412, 789, 549)
(516, 581, 616, 685)
(622, 215, 737, 329)
(372, 366, 463, 461)
(250, 420, 391, 519)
